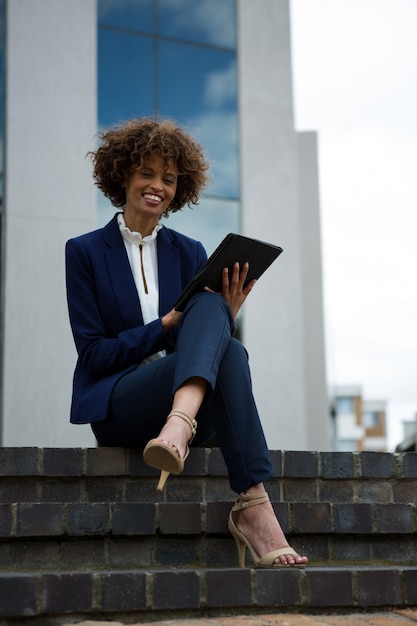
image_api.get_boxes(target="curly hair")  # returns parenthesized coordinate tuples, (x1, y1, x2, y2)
(88, 117, 210, 215)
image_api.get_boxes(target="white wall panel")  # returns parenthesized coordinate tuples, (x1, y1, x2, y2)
(2, 0, 97, 445)
(238, 0, 329, 450)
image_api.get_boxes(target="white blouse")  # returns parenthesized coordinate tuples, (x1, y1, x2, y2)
(117, 213, 165, 363)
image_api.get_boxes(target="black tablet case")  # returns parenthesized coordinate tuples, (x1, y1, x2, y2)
(173, 233, 283, 311)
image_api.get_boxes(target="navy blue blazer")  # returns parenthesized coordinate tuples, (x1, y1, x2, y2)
(65, 214, 207, 424)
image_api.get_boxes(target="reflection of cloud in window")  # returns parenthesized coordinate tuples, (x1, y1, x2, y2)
(204, 61, 236, 109)
(167, 197, 239, 256)
(192, 110, 238, 199)
(158, 0, 235, 48)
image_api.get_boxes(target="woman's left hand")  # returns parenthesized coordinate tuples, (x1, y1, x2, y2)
(205, 262, 256, 321)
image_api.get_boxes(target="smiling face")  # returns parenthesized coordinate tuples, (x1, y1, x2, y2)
(123, 156, 178, 234)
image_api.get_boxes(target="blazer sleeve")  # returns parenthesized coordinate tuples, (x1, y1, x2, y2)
(65, 237, 172, 379)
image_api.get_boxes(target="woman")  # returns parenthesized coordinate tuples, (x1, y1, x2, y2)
(65, 117, 308, 568)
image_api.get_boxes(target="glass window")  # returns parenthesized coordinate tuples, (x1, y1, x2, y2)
(98, 29, 154, 128)
(157, 0, 236, 48)
(363, 411, 379, 429)
(98, 0, 153, 33)
(167, 197, 239, 255)
(336, 397, 355, 415)
(158, 42, 238, 198)
(97, 0, 240, 251)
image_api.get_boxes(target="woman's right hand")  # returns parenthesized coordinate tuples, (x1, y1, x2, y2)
(205, 262, 256, 321)
(222, 262, 256, 320)
(162, 308, 182, 332)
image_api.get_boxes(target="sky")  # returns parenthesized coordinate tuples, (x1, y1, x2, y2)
(290, 0, 417, 449)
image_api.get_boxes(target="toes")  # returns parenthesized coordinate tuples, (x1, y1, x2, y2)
(157, 439, 180, 457)
(275, 553, 308, 566)
(275, 554, 293, 566)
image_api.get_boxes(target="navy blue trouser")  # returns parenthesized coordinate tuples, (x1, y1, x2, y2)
(92, 292, 273, 493)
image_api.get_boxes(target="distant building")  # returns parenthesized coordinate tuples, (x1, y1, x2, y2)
(330, 385, 387, 452)
(395, 414, 417, 452)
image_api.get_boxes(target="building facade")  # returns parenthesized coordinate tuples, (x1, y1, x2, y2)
(396, 413, 417, 452)
(331, 385, 387, 452)
(0, 0, 329, 450)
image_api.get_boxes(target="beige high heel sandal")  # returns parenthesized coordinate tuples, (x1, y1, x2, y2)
(143, 410, 197, 491)
(228, 492, 307, 568)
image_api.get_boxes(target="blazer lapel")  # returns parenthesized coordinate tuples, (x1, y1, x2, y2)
(103, 215, 144, 328)
(102, 217, 184, 325)
(157, 228, 182, 315)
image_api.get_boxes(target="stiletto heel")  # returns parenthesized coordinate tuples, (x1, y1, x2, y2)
(143, 410, 197, 491)
(230, 530, 247, 568)
(228, 492, 307, 568)
(156, 470, 170, 491)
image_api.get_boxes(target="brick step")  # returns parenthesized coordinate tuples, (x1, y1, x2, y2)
(1, 448, 416, 620)
(1, 533, 415, 572)
(1, 501, 416, 569)
(1, 566, 417, 620)
(1, 448, 417, 504)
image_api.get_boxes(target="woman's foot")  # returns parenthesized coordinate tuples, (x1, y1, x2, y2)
(235, 489, 308, 566)
(143, 410, 197, 491)
(153, 413, 193, 459)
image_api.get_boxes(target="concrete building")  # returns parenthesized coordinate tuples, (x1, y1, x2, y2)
(395, 413, 417, 452)
(330, 385, 387, 452)
(0, 0, 329, 451)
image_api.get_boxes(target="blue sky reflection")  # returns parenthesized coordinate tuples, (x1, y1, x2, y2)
(97, 0, 239, 251)
(157, 0, 236, 48)
(98, 0, 153, 33)
(98, 29, 154, 128)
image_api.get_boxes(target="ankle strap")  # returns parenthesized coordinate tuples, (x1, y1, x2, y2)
(167, 410, 197, 442)
(232, 491, 270, 512)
